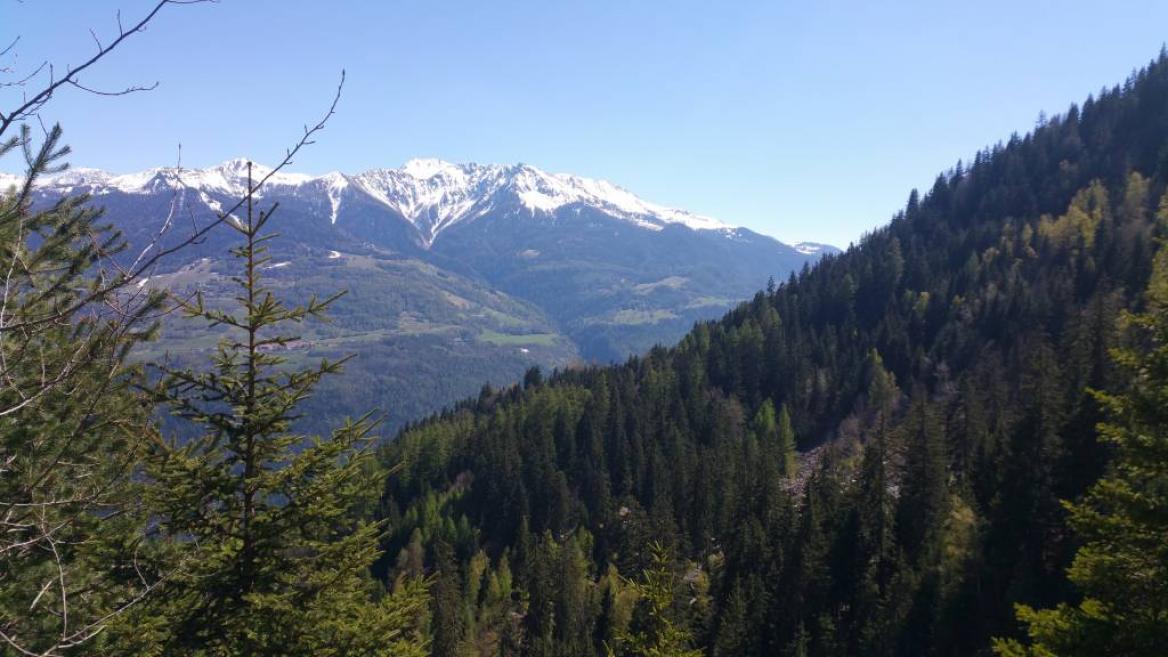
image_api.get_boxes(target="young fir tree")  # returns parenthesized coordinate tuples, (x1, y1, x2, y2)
(119, 164, 428, 656)
(993, 214, 1168, 657)
(0, 127, 163, 655)
(607, 542, 702, 657)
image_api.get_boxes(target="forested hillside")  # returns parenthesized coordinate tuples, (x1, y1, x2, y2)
(374, 51, 1168, 656)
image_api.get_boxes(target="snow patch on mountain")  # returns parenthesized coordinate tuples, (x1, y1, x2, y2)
(11, 157, 743, 246)
(15, 158, 312, 198)
(542, 170, 727, 231)
(400, 158, 466, 181)
(792, 242, 840, 256)
(350, 161, 502, 244)
(203, 158, 313, 192)
(0, 171, 22, 190)
(319, 172, 349, 224)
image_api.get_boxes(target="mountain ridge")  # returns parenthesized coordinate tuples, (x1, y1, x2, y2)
(6, 158, 825, 252)
(5, 156, 837, 431)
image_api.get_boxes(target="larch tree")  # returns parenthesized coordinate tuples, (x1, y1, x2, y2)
(607, 542, 702, 657)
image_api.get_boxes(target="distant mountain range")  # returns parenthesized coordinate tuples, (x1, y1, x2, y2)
(7, 158, 838, 430)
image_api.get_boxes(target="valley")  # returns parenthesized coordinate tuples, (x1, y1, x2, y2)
(22, 159, 833, 431)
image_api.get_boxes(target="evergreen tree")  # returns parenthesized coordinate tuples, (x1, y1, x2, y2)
(994, 221, 1168, 656)
(608, 543, 702, 657)
(894, 393, 949, 655)
(121, 164, 428, 656)
(372, 53, 1168, 657)
(850, 431, 901, 657)
(777, 403, 799, 478)
(897, 393, 948, 565)
(431, 540, 468, 657)
(0, 127, 162, 655)
(711, 579, 750, 657)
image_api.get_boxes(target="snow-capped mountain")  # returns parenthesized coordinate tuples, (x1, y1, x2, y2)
(8, 158, 310, 197)
(13, 156, 835, 363)
(17, 158, 738, 248)
(6, 155, 837, 428)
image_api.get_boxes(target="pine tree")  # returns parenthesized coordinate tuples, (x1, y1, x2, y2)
(852, 431, 901, 656)
(894, 393, 949, 655)
(897, 393, 948, 565)
(120, 164, 427, 656)
(777, 403, 799, 478)
(712, 578, 750, 657)
(431, 540, 468, 657)
(0, 127, 163, 654)
(994, 220, 1168, 656)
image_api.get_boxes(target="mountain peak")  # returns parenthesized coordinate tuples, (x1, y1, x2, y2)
(16, 157, 743, 245)
(207, 158, 314, 188)
(213, 157, 267, 179)
(345, 159, 734, 243)
(216, 157, 257, 172)
(400, 158, 465, 180)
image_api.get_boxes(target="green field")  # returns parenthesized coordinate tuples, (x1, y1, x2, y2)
(477, 329, 560, 346)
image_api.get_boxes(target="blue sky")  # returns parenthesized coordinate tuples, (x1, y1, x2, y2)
(3, 1, 1166, 247)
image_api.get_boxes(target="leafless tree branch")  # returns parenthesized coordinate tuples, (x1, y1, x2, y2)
(0, 0, 215, 139)
(1, 70, 345, 333)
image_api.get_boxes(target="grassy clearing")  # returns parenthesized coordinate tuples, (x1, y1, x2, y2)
(684, 296, 732, 309)
(477, 329, 559, 346)
(632, 276, 688, 295)
(606, 309, 678, 325)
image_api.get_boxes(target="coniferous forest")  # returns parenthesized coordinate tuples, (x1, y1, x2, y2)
(373, 52, 1168, 657)
(3, 3, 1168, 655)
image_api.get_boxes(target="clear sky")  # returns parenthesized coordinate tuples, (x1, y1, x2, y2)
(3, 1, 1166, 247)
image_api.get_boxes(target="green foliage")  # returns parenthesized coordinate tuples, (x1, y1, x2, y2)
(523, 530, 601, 657)
(372, 52, 1168, 657)
(777, 404, 798, 476)
(0, 127, 163, 654)
(897, 393, 949, 565)
(994, 216, 1168, 656)
(1037, 180, 1111, 249)
(112, 166, 428, 656)
(607, 543, 702, 657)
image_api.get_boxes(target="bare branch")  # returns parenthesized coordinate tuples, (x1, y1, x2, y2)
(66, 78, 159, 97)
(0, 0, 215, 139)
(0, 70, 346, 333)
(0, 36, 19, 59)
(0, 62, 48, 91)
